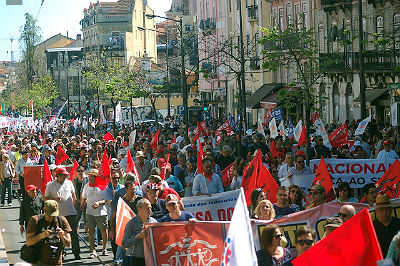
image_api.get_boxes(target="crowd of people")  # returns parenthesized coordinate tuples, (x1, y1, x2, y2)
(0, 116, 397, 265)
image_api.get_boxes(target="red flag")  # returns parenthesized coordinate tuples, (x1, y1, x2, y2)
(313, 157, 335, 202)
(30, 99, 34, 119)
(215, 120, 231, 136)
(103, 132, 115, 142)
(168, 135, 177, 149)
(55, 146, 69, 165)
(328, 123, 348, 148)
(126, 150, 140, 181)
(375, 159, 400, 199)
(197, 139, 205, 175)
(292, 209, 382, 266)
(41, 159, 52, 195)
(199, 121, 207, 135)
(270, 141, 278, 158)
(150, 129, 160, 150)
(295, 125, 307, 147)
(96, 150, 111, 191)
(115, 198, 136, 246)
(68, 159, 79, 181)
(241, 149, 278, 205)
(160, 154, 170, 180)
(221, 162, 235, 187)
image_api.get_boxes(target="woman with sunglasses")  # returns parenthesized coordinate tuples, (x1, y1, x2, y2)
(287, 185, 305, 212)
(333, 182, 358, 203)
(257, 224, 291, 266)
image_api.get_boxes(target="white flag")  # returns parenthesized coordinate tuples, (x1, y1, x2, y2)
(129, 130, 137, 147)
(222, 188, 257, 266)
(355, 116, 371, 136)
(294, 120, 303, 142)
(74, 118, 80, 129)
(115, 102, 122, 123)
(314, 118, 332, 149)
(269, 117, 278, 139)
(99, 105, 107, 124)
(278, 120, 285, 140)
(257, 113, 265, 138)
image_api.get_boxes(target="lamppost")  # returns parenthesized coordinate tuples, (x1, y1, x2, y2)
(145, 14, 188, 126)
(137, 26, 171, 118)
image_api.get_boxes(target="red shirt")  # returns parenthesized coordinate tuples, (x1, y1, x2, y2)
(159, 187, 181, 200)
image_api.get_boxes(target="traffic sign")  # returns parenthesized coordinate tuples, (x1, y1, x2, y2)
(201, 111, 211, 122)
(177, 105, 185, 114)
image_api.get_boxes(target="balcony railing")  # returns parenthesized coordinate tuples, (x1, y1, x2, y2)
(319, 50, 400, 73)
(247, 5, 258, 21)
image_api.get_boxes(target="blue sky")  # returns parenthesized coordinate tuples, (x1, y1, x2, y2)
(0, 0, 172, 61)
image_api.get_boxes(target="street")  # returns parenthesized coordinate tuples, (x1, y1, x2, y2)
(0, 198, 115, 265)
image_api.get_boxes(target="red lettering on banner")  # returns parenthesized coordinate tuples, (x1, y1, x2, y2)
(336, 164, 345, 174)
(217, 208, 234, 221)
(313, 164, 318, 173)
(327, 164, 334, 173)
(351, 164, 362, 174)
(364, 164, 374, 174)
(376, 164, 387, 174)
(227, 207, 234, 220)
(195, 211, 212, 221)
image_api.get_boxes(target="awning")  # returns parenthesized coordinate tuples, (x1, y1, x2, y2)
(246, 83, 285, 109)
(353, 89, 389, 103)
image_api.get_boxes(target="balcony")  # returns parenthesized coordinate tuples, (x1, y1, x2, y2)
(199, 18, 216, 35)
(247, 5, 258, 21)
(319, 50, 400, 74)
(249, 56, 260, 70)
(321, 0, 352, 13)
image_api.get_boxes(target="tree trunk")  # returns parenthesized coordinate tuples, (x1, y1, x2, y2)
(112, 99, 116, 136)
(130, 97, 134, 127)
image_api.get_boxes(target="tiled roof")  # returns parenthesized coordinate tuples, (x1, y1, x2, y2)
(106, 0, 133, 14)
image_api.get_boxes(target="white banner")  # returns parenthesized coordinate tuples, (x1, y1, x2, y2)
(182, 190, 240, 221)
(310, 158, 395, 188)
(392, 103, 398, 127)
(280, 174, 315, 192)
(0, 116, 34, 129)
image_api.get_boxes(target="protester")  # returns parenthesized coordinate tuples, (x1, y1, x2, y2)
(45, 166, 80, 260)
(250, 189, 266, 218)
(362, 183, 377, 207)
(26, 200, 72, 265)
(308, 135, 331, 159)
(256, 224, 291, 266)
(230, 157, 245, 190)
(182, 157, 196, 197)
(273, 187, 295, 218)
(39, 146, 56, 165)
(377, 140, 399, 160)
(134, 151, 151, 184)
(72, 166, 88, 229)
(373, 194, 400, 257)
(333, 182, 358, 203)
(81, 169, 108, 258)
(192, 158, 224, 196)
(287, 185, 305, 212)
(0, 153, 15, 206)
(386, 231, 400, 265)
(159, 194, 195, 222)
(338, 204, 356, 222)
(16, 150, 32, 198)
(323, 217, 343, 238)
(145, 183, 167, 220)
(288, 154, 312, 177)
(19, 185, 43, 235)
(254, 200, 275, 220)
(278, 153, 294, 184)
(306, 185, 326, 209)
(122, 199, 157, 266)
(282, 226, 316, 266)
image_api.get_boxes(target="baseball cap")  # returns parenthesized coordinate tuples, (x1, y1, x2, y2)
(383, 140, 390, 145)
(44, 200, 59, 217)
(136, 151, 145, 157)
(26, 184, 38, 191)
(55, 167, 69, 176)
(324, 217, 343, 228)
(308, 185, 325, 193)
(165, 194, 179, 205)
(146, 182, 160, 191)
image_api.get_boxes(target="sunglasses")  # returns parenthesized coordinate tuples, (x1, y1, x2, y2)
(297, 161, 305, 164)
(112, 177, 120, 180)
(296, 239, 314, 246)
(77, 170, 84, 173)
(309, 192, 322, 196)
(290, 190, 300, 194)
(338, 212, 348, 218)
(274, 234, 283, 239)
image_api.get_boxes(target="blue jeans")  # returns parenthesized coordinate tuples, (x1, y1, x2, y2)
(1, 178, 12, 204)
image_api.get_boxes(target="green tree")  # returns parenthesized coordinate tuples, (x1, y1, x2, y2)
(19, 13, 42, 88)
(259, 24, 330, 159)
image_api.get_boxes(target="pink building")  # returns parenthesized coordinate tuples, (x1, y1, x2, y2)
(197, 0, 227, 117)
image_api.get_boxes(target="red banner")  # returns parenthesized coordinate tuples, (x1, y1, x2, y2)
(145, 223, 226, 266)
(215, 120, 231, 137)
(221, 163, 234, 187)
(24, 165, 73, 190)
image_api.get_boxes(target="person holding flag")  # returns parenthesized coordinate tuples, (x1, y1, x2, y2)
(192, 158, 224, 196)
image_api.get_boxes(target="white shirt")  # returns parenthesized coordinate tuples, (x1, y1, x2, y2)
(377, 149, 399, 160)
(45, 179, 77, 216)
(82, 184, 107, 217)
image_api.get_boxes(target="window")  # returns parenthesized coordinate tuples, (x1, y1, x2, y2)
(272, 9, 277, 27)
(394, 14, 400, 49)
(318, 24, 325, 52)
(377, 16, 384, 35)
(286, 4, 292, 26)
(185, 24, 191, 32)
(279, 7, 284, 29)
(346, 83, 353, 120)
(246, 34, 250, 56)
(333, 83, 340, 121)
(229, 0, 232, 12)
(302, 3, 308, 29)
(295, 4, 301, 28)
(254, 32, 259, 57)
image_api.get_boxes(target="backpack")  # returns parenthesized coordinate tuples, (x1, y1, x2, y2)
(20, 214, 63, 263)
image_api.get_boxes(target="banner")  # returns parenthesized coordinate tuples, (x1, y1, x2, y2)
(145, 222, 227, 266)
(0, 116, 34, 129)
(269, 117, 278, 139)
(310, 159, 395, 188)
(182, 190, 240, 221)
(314, 119, 332, 149)
(24, 165, 73, 190)
(280, 174, 315, 192)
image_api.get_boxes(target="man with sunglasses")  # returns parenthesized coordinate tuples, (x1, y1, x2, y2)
(338, 204, 356, 222)
(308, 135, 331, 159)
(288, 155, 312, 177)
(158, 194, 195, 222)
(282, 226, 316, 266)
(306, 185, 326, 209)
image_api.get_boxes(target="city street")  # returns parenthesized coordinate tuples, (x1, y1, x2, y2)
(0, 198, 115, 265)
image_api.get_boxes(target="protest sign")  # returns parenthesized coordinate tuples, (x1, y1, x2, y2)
(182, 190, 240, 221)
(24, 165, 73, 190)
(310, 159, 395, 188)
